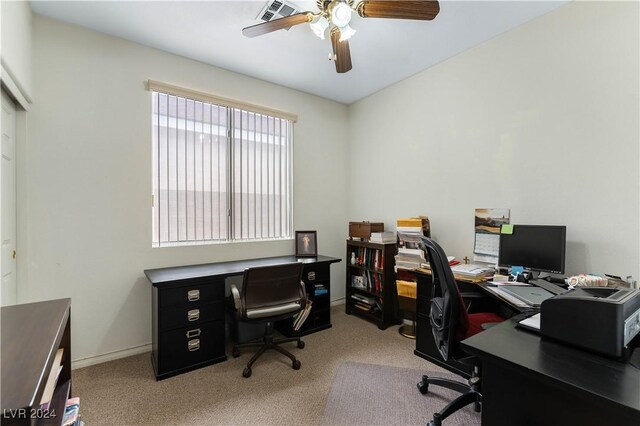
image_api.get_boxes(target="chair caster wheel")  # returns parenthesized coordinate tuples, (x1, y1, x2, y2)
(292, 360, 301, 370)
(417, 380, 429, 394)
(297, 340, 305, 349)
(232, 348, 240, 358)
(242, 367, 252, 378)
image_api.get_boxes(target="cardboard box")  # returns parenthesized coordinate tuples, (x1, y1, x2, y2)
(349, 221, 384, 240)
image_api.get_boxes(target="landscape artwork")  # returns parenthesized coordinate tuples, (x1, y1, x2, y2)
(474, 208, 510, 234)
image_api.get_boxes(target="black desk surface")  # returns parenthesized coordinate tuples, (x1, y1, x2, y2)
(145, 255, 341, 286)
(461, 318, 640, 417)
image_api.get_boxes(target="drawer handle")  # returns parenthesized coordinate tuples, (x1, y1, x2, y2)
(187, 289, 200, 302)
(187, 309, 200, 322)
(308, 272, 316, 281)
(188, 339, 200, 351)
(186, 328, 201, 338)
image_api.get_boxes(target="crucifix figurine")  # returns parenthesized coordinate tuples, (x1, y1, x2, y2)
(463, 256, 470, 264)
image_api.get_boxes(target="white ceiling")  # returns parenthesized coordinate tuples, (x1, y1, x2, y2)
(30, 0, 568, 104)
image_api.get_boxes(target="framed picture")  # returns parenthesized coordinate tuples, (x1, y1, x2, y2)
(295, 230, 317, 257)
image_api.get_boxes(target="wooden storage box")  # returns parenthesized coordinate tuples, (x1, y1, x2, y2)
(349, 222, 384, 240)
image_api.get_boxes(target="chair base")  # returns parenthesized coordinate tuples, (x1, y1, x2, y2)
(418, 374, 481, 426)
(398, 323, 416, 339)
(232, 322, 304, 378)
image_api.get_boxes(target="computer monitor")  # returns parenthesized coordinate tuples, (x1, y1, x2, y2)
(498, 225, 566, 274)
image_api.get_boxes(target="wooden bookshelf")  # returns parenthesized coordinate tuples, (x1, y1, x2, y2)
(345, 240, 399, 329)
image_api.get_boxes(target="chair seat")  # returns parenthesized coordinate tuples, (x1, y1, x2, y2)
(465, 312, 505, 339)
(246, 301, 301, 319)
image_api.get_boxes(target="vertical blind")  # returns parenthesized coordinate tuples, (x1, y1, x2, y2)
(152, 90, 293, 247)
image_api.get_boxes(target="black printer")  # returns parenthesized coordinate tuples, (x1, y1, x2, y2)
(540, 287, 640, 359)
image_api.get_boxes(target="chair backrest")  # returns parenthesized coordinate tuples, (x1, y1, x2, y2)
(421, 237, 469, 361)
(240, 263, 305, 319)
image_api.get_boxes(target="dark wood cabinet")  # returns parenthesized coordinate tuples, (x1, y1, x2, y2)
(345, 240, 399, 330)
(1, 299, 72, 426)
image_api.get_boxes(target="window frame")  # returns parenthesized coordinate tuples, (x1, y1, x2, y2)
(148, 81, 297, 247)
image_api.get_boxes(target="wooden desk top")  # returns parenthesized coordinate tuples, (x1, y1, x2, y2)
(461, 318, 640, 417)
(1, 298, 71, 412)
(145, 255, 341, 286)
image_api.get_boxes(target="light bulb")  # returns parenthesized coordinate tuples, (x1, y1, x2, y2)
(331, 2, 352, 28)
(309, 16, 329, 40)
(338, 24, 356, 42)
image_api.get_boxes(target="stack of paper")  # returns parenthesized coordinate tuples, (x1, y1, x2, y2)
(450, 264, 494, 278)
(370, 231, 396, 244)
(395, 247, 425, 270)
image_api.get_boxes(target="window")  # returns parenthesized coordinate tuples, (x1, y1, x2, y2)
(151, 83, 294, 247)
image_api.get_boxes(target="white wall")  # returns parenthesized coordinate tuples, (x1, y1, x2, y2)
(348, 1, 639, 279)
(0, 0, 33, 103)
(26, 16, 348, 363)
(24, 1, 640, 364)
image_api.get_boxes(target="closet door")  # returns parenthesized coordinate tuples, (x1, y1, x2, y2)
(1, 89, 17, 306)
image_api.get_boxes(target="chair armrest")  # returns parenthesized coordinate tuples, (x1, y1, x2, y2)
(230, 284, 243, 319)
(299, 280, 308, 305)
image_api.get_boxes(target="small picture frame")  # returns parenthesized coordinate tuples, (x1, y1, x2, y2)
(295, 230, 318, 257)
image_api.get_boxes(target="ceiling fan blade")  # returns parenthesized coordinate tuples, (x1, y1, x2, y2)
(331, 28, 353, 74)
(242, 12, 313, 38)
(357, 0, 440, 20)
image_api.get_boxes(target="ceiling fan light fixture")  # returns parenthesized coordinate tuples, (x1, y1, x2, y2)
(309, 15, 329, 39)
(330, 1, 352, 27)
(338, 24, 356, 41)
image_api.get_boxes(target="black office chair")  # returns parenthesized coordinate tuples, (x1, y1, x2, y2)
(229, 263, 307, 378)
(417, 237, 504, 426)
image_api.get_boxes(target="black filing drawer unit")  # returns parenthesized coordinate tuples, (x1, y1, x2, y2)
(158, 320, 226, 374)
(151, 278, 227, 380)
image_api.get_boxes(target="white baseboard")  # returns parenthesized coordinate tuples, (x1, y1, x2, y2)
(73, 300, 346, 369)
(72, 343, 151, 370)
(330, 297, 345, 307)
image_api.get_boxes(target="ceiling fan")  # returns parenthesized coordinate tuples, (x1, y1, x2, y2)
(242, 0, 440, 74)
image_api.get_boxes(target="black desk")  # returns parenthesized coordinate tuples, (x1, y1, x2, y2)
(145, 255, 341, 380)
(461, 318, 640, 426)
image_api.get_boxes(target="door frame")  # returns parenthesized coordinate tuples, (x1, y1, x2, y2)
(1, 75, 31, 303)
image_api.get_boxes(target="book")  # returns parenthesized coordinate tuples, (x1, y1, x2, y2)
(62, 397, 80, 426)
(351, 293, 375, 305)
(314, 288, 328, 296)
(293, 300, 313, 331)
(370, 231, 396, 244)
(40, 348, 64, 406)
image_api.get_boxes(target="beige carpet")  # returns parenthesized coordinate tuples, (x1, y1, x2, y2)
(73, 306, 449, 425)
(320, 362, 480, 425)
